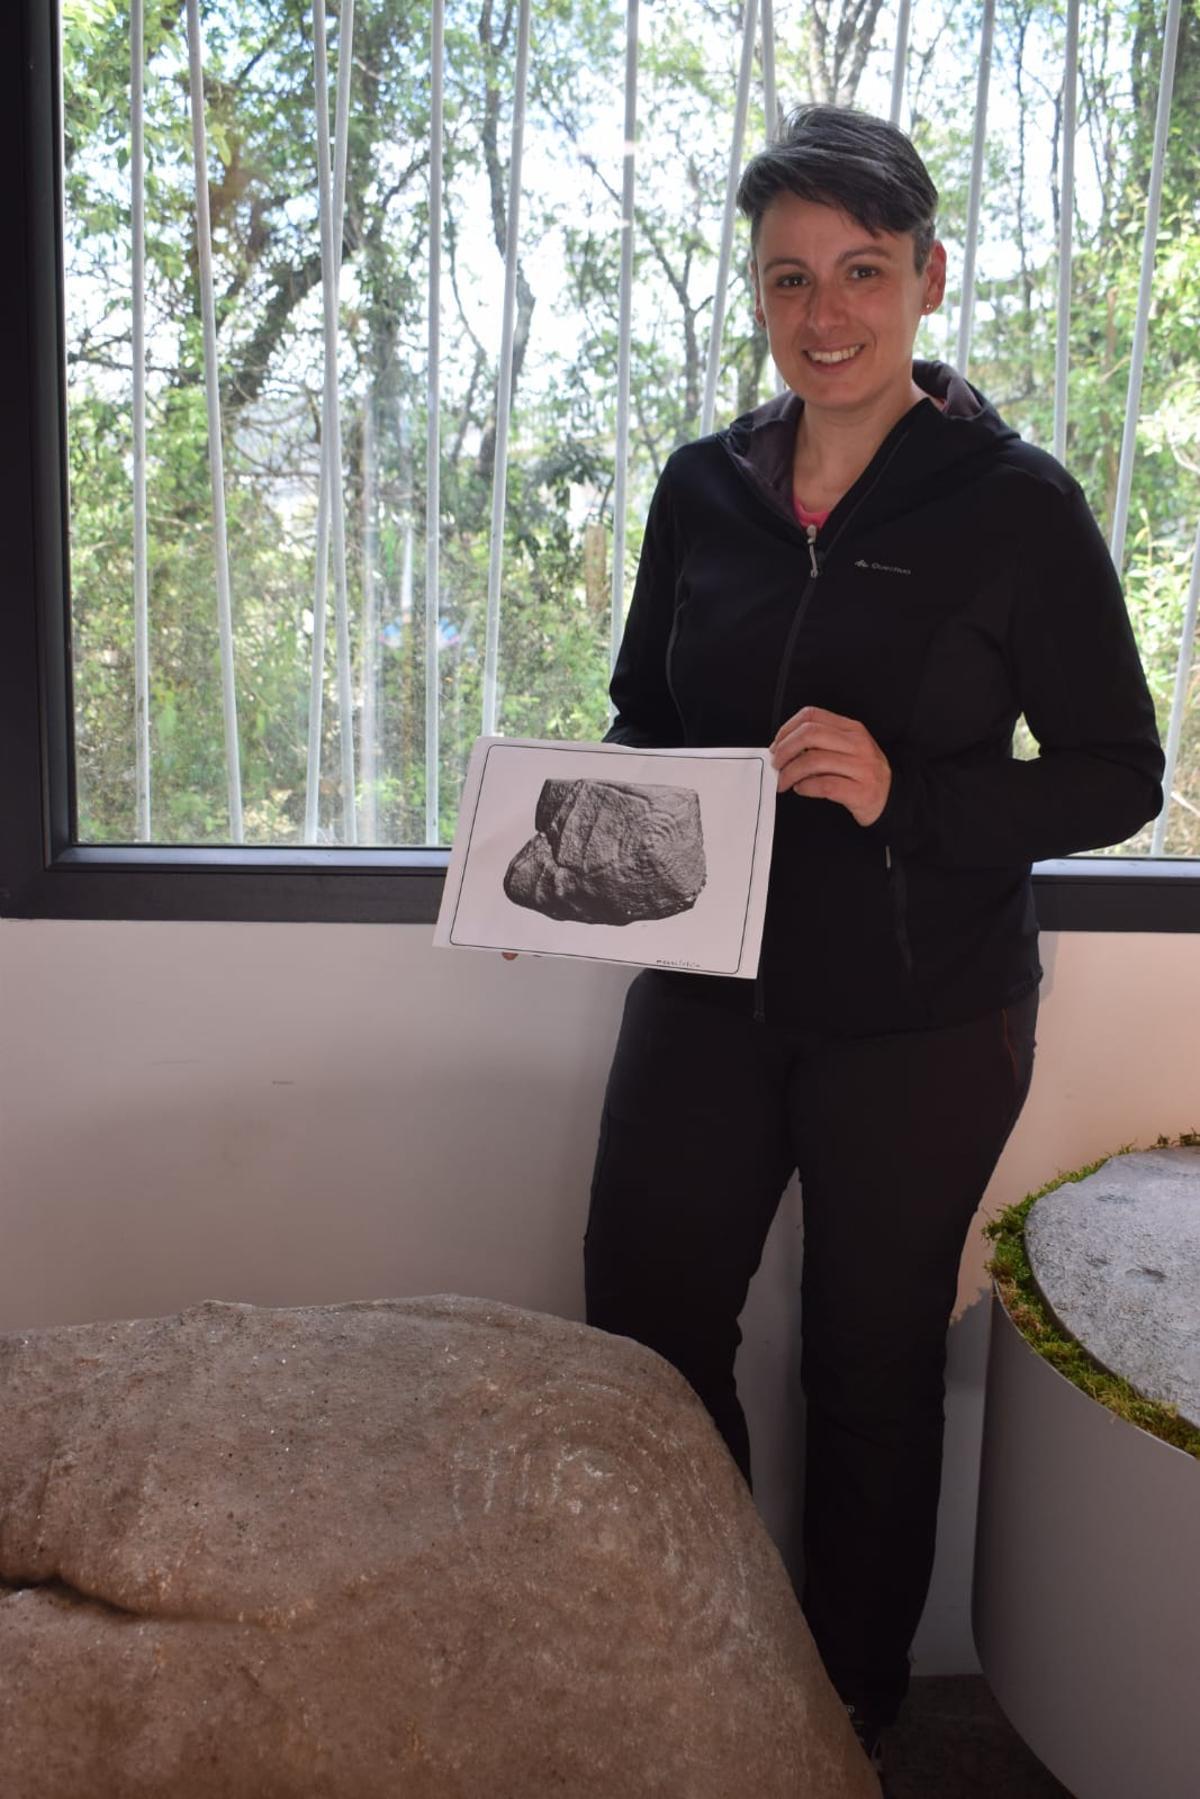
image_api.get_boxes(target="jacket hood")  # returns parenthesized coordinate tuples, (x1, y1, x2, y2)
(719, 360, 1022, 528)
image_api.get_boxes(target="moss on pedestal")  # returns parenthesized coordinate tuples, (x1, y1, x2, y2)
(983, 1134, 1200, 1460)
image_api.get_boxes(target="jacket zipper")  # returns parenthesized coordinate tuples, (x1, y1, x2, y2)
(887, 842, 915, 976)
(664, 608, 685, 736)
(748, 420, 921, 1025)
(768, 539, 821, 732)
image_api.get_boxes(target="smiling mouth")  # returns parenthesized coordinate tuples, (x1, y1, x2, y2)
(805, 345, 864, 365)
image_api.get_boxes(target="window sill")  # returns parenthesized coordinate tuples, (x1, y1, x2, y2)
(1029, 858, 1200, 932)
(1, 848, 1196, 930)
(0, 845, 451, 924)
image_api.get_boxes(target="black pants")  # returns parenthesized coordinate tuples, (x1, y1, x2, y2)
(583, 969, 1038, 1726)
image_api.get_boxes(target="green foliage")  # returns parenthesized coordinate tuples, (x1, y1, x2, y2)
(62, 0, 1200, 849)
(983, 1133, 1200, 1459)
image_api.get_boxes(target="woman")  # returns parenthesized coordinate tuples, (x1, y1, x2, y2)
(583, 104, 1162, 1786)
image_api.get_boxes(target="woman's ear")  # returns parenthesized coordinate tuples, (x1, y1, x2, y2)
(750, 257, 765, 328)
(924, 240, 948, 312)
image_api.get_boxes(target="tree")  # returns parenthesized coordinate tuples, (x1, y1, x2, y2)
(62, 0, 1200, 853)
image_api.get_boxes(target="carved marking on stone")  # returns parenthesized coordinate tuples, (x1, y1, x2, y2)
(503, 779, 707, 925)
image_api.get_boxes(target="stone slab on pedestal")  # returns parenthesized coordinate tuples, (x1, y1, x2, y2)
(1025, 1145, 1200, 1428)
(0, 1296, 877, 1799)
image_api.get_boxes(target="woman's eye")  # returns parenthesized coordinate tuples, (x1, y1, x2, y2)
(849, 265, 880, 280)
(778, 273, 807, 288)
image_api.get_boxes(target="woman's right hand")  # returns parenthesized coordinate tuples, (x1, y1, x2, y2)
(771, 704, 892, 826)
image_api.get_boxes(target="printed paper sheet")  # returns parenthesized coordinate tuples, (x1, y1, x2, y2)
(434, 738, 776, 979)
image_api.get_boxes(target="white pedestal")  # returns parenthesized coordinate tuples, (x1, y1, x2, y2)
(973, 1290, 1199, 1799)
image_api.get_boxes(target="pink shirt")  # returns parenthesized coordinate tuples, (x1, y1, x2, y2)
(793, 497, 831, 531)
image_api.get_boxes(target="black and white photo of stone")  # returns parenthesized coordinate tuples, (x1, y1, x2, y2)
(503, 778, 707, 925)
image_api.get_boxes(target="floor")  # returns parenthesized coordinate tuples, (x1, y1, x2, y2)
(884, 1676, 1075, 1798)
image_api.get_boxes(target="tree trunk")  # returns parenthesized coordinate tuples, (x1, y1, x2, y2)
(806, 0, 888, 105)
(475, 0, 537, 484)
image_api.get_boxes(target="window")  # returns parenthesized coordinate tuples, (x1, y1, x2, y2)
(3, 0, 1198, 926)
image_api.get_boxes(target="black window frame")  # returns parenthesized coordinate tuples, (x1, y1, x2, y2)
(2, 0, 1197, 932)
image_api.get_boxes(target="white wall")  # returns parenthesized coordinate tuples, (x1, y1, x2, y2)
(3, 918, 1197, 1673)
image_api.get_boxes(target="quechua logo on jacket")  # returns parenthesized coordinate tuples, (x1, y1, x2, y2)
(855, 558, 912, 576)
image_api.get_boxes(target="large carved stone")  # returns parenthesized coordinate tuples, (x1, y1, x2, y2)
(504, 777, 707, 924)
(0, 1297, 877, 1799)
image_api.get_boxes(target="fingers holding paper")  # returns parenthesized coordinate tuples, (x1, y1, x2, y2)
(770, 706, 892, 828)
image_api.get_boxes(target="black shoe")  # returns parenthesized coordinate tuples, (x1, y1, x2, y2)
(845, 1703, 889, 1794)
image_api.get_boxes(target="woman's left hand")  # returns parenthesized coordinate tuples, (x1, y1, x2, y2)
(770, 705, 892, 827)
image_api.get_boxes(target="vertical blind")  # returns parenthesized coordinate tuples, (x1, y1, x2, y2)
(94, 0, 1195, 851)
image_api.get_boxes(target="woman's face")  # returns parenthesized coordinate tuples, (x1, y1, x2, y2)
(751, 194, 946, 421)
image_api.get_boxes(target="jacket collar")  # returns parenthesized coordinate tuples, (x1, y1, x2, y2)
(719, 360, 1010, 525)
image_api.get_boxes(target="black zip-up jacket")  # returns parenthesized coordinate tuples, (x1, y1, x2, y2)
(607, 361, 1164, 1035)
